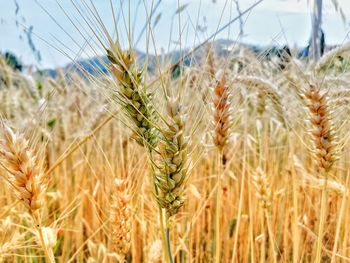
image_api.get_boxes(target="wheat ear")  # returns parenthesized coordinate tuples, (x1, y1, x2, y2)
(107, 43, 158, 149)
(0, 125, 46, 212)
(304, 84, 337, 173)
(110, 178, 132, 259)
(0, 123, 55, 262)
(304, 83, 337, 263)
(154, 97, 188, 217)
(152, 97, 189, 263)
(253, 168, 277, 263)
(233, 76, 287, 127)
(253, 168, 272, 210)
(315, 43, 350, 72)
(213, 73, 232, 150)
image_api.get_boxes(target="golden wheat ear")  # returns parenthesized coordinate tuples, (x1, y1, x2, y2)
(110, 178, 132, 258)
(304, 83, 338, 173)
(0, 123, 47, 213)
(0, 122, 55, 262)
(212, 71, 232, 151)
(253, 167, 272, 210)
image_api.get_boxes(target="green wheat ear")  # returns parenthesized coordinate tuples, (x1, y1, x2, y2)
(153, 98, 189, 217)
(106, 42, 158, 149)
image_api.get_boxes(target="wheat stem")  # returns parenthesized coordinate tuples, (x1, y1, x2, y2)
(230, 120, 247, 263)
(315, 174, 328, 263)
(33, 213, 55, 263)
(260, 213, 266, 263)
(330, 171, 350, 263)
(291, 168, 300, 263)
(214, 150, 222, 263)
(159, 207, 173, 263)
(264, 210, 277, 263)
(165, 218, 174, 263)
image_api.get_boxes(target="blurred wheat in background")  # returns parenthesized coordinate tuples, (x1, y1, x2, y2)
(1, 0, 350, 262)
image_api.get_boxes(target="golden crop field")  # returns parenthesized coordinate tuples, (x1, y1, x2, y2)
(1, 1, 350, 262)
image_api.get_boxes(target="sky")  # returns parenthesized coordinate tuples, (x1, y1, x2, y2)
(1, 0, 350, 68)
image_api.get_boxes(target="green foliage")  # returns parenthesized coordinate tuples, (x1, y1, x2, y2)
(229, 218, 237, 237)
(47, 119, 57, 129)
(3, 51, 23, 71)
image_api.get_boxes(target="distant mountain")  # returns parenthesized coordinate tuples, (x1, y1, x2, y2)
(43, 50, 155, 78)
(42, 39, 281, 78)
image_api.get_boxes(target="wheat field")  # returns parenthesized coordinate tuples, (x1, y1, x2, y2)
(1, 1, 350, 262)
